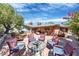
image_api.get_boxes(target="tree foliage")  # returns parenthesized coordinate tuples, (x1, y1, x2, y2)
(67, 12, 79, 37)
(0, 3, 24, 33)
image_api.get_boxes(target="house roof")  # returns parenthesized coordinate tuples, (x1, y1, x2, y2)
(26, 24, 69, 28)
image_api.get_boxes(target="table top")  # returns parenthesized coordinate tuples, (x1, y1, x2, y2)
(28, 40, 46, 52)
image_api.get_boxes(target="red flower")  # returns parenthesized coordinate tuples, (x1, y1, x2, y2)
(68, 12, 74, 17)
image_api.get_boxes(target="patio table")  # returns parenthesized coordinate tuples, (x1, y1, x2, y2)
(28, 40, 46, 56)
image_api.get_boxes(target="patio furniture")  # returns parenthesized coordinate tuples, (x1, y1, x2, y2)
(7, 41, 25, 56)
(17, 41, 25, 50)
(7, 42, 19, 56)
(64, 42, 76, 56)
(38, 33, 45, 41)
(28, 33, 36, 43)
(0, 46, 9, 56)
(17, 41, 26, 55)
(53, 46, 65, 56)
(47, 39, 56, 49)
(16, 34, 26, 41)
(47, 39, 66, 56)
(28, 40, 46, 56)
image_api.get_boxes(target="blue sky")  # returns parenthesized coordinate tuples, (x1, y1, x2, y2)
(10, 3, 79, 24)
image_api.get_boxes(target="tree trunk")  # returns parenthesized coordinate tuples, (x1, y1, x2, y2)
(4, 29, 9, 34)
(3, 23, 11, 34)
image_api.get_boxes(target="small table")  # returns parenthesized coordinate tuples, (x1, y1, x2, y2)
(28, 40, 46, 56)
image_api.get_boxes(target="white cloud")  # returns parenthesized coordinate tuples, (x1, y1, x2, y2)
(10, 3, 77, 13)
(16, 8, 30, 12)
(48, 3, 76, 8)
(40, 3, 77, 12)
(10, 3, 26, 8)
(39, 19, 67, 22)
(39, 4, 57, 11)
(31, 8, 38, 11)
(39, 3, 71, 12)
(63, 3, 77, 7)
(40, 7, 49, 11)
(24, 18, 67, 24)
(10, 3, 77, 24)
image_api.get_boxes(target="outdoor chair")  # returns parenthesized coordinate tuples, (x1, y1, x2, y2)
(64, 42, 76, 56)
(28, 33, 36, 43)
(7, 42, 19, 56)
(16, 34, 25, 41)
(48, 44, 65, 56)
(47, 39, 65, 56)
(7, 41, 26, 56)
(38, 34, 45, 42)
(46, 38, 60, 49)
(46, 42, 53, 49)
